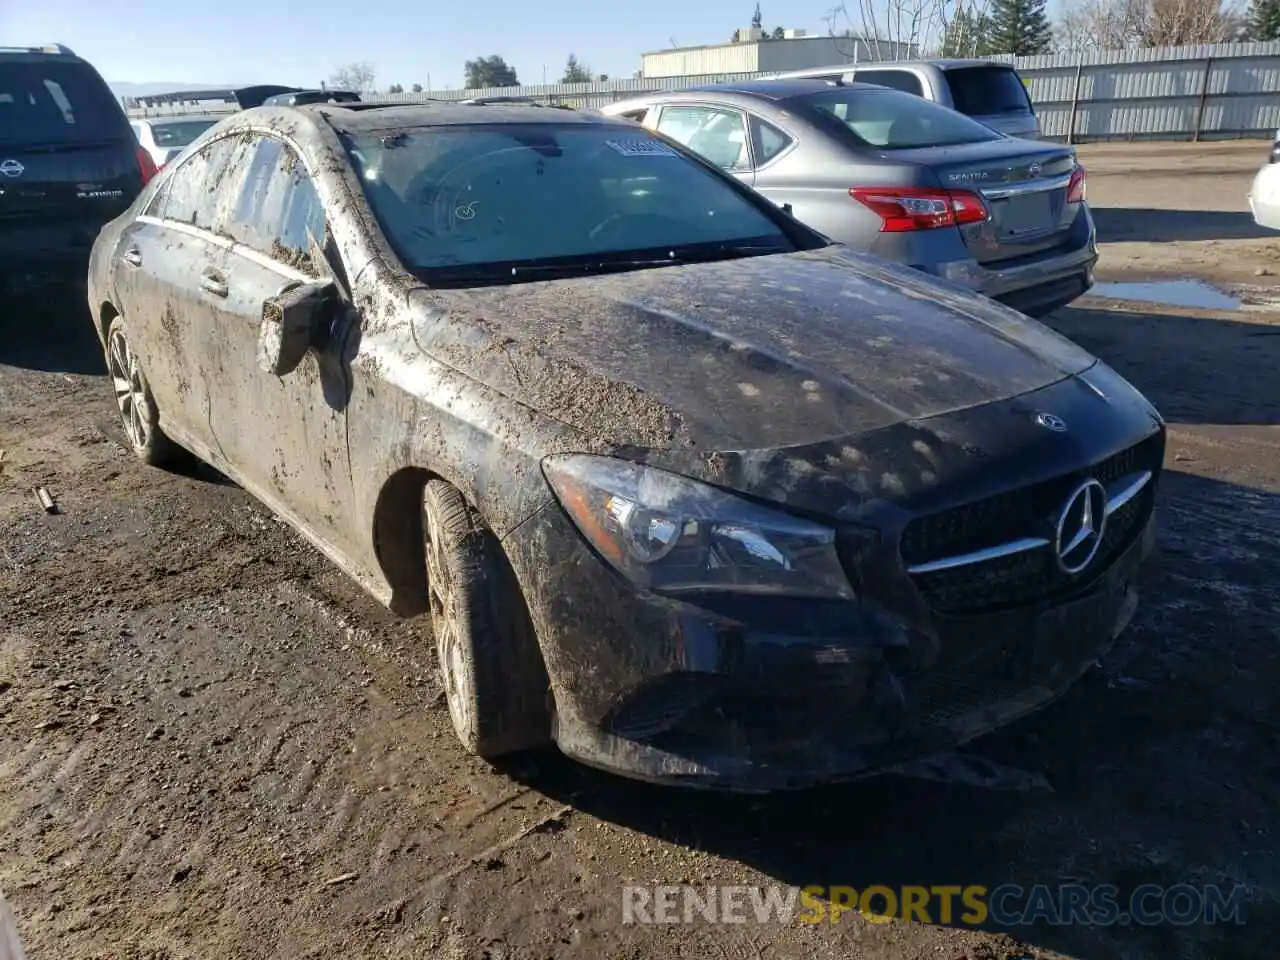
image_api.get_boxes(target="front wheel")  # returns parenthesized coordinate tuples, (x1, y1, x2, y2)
(104, 316, 181, 467)
(423, 479, 551, 758)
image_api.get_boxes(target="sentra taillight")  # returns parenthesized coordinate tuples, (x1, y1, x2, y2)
(136, 146, 158, 186)
(1067, 164, 1087, 204)
(849, 186, 990, 233)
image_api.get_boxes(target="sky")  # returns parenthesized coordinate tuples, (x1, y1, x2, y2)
(2, 0, 852, 90)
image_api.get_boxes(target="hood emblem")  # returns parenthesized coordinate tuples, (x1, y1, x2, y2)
(1028, 161, 1042, 178)
(0, 159, 24, 178)
(1055, 479, 1108, 574)
(1035, 412, 1067, 432)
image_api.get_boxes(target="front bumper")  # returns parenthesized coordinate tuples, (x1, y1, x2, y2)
(505, 476, 1157, 792)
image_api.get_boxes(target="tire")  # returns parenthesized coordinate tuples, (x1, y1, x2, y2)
(423, 479, 552, 758)
(104, 315, 182, 467)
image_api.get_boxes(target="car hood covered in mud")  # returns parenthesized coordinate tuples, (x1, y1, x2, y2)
(408, 248, 1098, 454)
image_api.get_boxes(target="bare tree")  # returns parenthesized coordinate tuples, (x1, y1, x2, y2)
(329, 62, 376, 94)
(1055, 0, 1235, 50)
(941, 0, 996, 57)
(1145, 0, 1234, 43)
(823, 0, 948, 60)
(1054, 0, 1145, 50)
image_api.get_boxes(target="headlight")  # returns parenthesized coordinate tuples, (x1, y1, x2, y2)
(542, 454, 855, 599)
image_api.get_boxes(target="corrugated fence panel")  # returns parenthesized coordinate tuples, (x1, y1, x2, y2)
(1022, 68, 1079, 105)
(1077, 60, 1214, 101)
(123, 42, 1280, 139)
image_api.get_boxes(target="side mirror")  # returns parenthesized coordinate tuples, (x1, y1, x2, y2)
(258, 280, 332, 376)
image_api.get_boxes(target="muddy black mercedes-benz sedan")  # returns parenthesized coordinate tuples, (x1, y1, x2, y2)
(87, 101, 1165, 790)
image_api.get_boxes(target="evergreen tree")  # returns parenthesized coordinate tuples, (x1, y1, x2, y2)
(561, 54, 593, 84)
(988, 0, 1054, 55)
(1248, 0, 1280, 38)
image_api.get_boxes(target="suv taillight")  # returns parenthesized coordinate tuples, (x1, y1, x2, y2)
(136, 146, 158, 186)
(849, 186, 989, 232)
(1067, 164, 1086, 203)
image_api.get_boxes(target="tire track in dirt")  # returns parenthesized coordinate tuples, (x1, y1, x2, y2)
(2, 573, 583, 958)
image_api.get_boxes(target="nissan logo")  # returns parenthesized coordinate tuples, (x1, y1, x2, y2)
(0, 159, 24, 178)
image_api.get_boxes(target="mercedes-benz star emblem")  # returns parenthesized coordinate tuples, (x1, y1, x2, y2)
(0, 159, 24, 179)
(1054, 479, 1108, 574)
(1035, 412, 1067, 432)
(1028, 161, 1042, 178)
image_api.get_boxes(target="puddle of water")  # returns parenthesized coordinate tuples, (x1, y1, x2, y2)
(1090, 280, 1241, 310)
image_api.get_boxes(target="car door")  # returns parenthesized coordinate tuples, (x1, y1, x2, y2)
(652, 103, 755, 188)
(111, 135, 238, 455)
(205, 133, 354, 552)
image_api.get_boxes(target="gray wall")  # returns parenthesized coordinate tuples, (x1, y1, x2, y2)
(989, 41, 1280, 142)
(126, 41, 1280, 142)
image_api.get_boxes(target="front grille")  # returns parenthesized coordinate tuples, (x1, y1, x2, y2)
(903, 434, 1162, 615)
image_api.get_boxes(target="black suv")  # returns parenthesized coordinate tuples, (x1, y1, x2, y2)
(0, 44, 155, 296)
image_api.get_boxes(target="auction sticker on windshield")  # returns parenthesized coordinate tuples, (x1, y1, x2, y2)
(605, 138, 679, 157)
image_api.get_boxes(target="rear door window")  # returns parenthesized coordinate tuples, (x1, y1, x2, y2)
(853, 69, 925, 97)
(750, 116, 793, 166)
(944, 67, 1033, 117)
(0, 60, 130, 143)
(153, 137, 237, 228)
(655, 105, 752, 172)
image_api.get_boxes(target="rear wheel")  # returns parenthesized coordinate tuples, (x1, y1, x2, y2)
(105, 316, 181, 466)
(423, 479, 551, 758)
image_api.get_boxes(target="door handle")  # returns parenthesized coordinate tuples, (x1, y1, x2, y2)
(200, 269, 228, 298)
(121, 247, 142, 267)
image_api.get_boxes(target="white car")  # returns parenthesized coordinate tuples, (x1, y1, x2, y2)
(1248, 129, 1280, 230)
(129, 115, 221, 170)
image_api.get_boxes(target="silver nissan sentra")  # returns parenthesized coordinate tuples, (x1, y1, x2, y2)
(602, 79, 1097, 317)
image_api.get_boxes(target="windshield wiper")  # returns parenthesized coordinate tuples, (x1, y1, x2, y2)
(421, 241, 792, 286)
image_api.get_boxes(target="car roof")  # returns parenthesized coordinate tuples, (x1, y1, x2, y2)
(640, 78, 891, 102)
(844, 58, 1010, 71)
(298, 101, 625, 135)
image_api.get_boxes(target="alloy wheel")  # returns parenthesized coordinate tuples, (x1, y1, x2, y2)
(107, 328, 151, 452)
(425, 502, 475, 741)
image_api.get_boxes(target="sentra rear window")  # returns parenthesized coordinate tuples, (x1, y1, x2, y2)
(944, 66, 1033, 117)
(151, 118, 219, 148)
(793, 88, 1002, 150)
(0, 60, 131, 144)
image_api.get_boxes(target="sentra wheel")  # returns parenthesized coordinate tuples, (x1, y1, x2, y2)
(423, 479, 550, 758)
(105, 316, 180, 466)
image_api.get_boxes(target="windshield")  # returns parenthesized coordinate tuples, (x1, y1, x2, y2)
(151, 118, 219, 148)
(794, 88, 1002, 150)
(0, 60, 131, 145)
(945, 66, 1033, 117)
(343, 123, 802, 281)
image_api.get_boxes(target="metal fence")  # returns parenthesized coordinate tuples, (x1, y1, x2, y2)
(126, 41, 1280, 142)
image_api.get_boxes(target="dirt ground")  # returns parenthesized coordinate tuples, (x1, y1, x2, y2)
(2, 141, 1278, 960)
